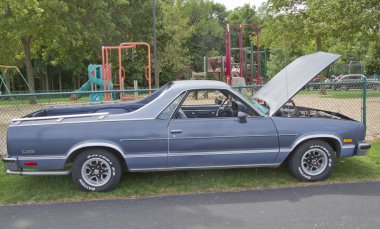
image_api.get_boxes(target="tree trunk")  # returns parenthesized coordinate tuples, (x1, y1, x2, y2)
(316, 36, 327, 95)
(50, 72, 54, 91)
(72, 75, 77, 89)
(21, 36, 35, 92)
(21, 36, 37, 103)
(316, 36, 322, 51)
(44, 72, 49, 91)
(59, 70, 62, 92)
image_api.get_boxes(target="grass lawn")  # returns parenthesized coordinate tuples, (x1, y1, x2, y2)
(299, 90, 380, 99)
(0, 141, 379, 205)
(0, 96, 89, 106)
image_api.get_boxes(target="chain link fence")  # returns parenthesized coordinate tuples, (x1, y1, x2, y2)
(234, 80, 379, 140)
(0, 81, 379, 156)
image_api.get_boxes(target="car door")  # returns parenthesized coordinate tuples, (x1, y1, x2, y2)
(117, 119, 169, 171)
(167, 89, 279, 169)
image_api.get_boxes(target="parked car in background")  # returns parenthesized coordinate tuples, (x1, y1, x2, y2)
(304, 76, 321, 90)
(333, 74, 379, 91)
(3, 52, 371, 192)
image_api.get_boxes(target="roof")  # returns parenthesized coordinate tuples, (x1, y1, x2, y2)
(172, 80, 230, 90)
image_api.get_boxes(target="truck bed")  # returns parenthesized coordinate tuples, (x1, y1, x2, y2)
(24, 102, 145, 117)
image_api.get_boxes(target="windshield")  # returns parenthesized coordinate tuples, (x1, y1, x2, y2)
(236, 90, 269, 114)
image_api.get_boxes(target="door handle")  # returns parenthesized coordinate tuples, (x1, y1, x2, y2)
(170, 129, 183, 134)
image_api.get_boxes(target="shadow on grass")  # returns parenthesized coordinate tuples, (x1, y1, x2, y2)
(0, 166, 295, 204)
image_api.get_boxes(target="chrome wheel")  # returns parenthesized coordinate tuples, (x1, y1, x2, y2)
(81, 158, 111, 187)
(301, 148, 328, 176)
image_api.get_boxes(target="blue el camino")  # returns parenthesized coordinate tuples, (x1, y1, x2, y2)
(2, 52, 371, 192)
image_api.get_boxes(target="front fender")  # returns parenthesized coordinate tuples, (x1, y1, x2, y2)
(290, 133, 343, 152)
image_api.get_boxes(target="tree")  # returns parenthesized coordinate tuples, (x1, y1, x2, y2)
(0, 0, 69, 92)
(259, 0, 379, 80)
(155, 0, 194, 84)
(182, 0, 227, 72)
(365, 34, 380, 75)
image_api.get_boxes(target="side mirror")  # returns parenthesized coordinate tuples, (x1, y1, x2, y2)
(238, 111, 247, 123)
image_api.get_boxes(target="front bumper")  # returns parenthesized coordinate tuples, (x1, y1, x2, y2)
(356, 142, 371, 156)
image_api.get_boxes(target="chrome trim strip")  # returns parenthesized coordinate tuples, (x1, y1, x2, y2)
(279, 148, 292, 153)
(170, 134, 278, 140)
(125, 153, 167, 158)
(342, 145, 355, 149)
(169, 149, 278, 157)
(12, 112, 109, 122)
(279, 134, 298, 137)
(2, 157, 17, 162)
(7, 170, 71, 176)
(120, 138, 167, 142)
(66, 142, 126, 159)
(125, 149, 279, 158)
(18, 155, 67, 160)
(290, 134, 342, 151)
(12, 118, 155, 127)
(130, 163, 281, 172)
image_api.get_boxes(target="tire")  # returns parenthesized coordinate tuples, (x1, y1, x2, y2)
(372, 85, 379, 91)
(288, 140, 335, 182)
(340, 85, 348, 91)
(72, 149, 122, 192)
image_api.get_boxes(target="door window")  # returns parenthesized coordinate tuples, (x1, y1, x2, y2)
(157, 93, 185, 119)
(174, 89, 258, 119)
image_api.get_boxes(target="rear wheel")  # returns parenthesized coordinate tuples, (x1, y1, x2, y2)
(288, 140, 335, 181)
(72, 149, 122, 192)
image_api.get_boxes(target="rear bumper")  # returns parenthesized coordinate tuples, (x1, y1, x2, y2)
(2, 157, 19, 170)
(356, 142, 371, 156)
(2, 157, 70, 176)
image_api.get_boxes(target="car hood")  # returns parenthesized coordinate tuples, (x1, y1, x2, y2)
(254, 52, 341, 116)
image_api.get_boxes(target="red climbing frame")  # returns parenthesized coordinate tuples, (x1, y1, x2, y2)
(225, 24, 261, 85)
(101, 42, 152, 101)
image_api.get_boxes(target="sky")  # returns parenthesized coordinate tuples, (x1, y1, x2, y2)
(213, 0, 267, 10)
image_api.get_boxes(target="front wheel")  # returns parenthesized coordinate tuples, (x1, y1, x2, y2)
(72, 149, 122, 192)
(340, 85, 348, 91)
(288, 140, 335, 181)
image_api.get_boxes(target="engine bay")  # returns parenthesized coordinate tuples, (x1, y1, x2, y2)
(274, 103, 354, 121)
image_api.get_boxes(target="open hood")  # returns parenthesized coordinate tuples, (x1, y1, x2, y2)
(254, 52, 341, 116)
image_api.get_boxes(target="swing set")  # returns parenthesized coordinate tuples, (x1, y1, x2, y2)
(0, 65, 33, 94)
(101, 42, 151, 101)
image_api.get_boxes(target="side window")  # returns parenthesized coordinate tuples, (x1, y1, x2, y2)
(157, 93, 184, 119)
(182, 90, 227, 106)
(174, 89, 258, 119)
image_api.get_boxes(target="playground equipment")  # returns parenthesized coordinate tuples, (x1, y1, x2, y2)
(71, 64, 113, 102)
(0, 65, 33, 94)
(176, 65, 206, 80)
(72, 42, 152, 102)
(225, 24, 263, 85)
(102, 42, 151, 101)
(206, 56, 228, 81)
